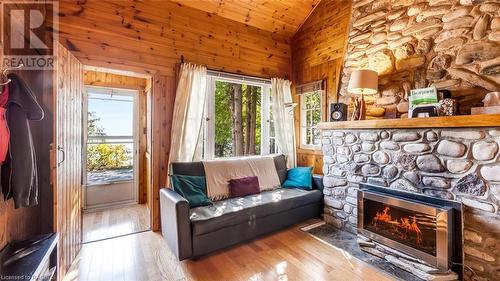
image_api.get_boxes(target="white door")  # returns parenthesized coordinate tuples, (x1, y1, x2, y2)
(83, 86, 139, 209)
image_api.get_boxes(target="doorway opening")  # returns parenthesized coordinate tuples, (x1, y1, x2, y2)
(82, 69, 151, 243)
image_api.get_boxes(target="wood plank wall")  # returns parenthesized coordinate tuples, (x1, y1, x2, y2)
(0, 71, 53, 249)
(0, 3, 53, 251)
(57, 0, 292, 231)
(83, 70, 150, 205)
(150, 74, 176, 231)
(291, 0, 352, 174)
(0, 182, 41, 250)
(54, 42, 84, 279)
(57, 1, 291, 78)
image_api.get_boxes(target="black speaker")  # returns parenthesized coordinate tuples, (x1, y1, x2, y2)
(330, 103, 348, 121)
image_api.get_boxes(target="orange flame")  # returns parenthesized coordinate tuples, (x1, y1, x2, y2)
(372, 206, 423, 245)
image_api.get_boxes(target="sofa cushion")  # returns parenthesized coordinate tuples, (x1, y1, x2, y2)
(229, 176, 260, 197)
(189, 188, 322, 235)
(283, 167, 313, 190)
(273, 154, 288, 184)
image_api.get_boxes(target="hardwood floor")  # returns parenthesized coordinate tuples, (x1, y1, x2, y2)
(83, 204, 150, 243)
(66, 221, 394, 281)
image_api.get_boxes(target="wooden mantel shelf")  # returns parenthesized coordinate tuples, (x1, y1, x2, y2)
(318, 114, 500, 130)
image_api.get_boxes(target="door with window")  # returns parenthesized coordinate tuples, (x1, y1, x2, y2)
(203, 73, 277, 158)
(83, 86, 138, 209)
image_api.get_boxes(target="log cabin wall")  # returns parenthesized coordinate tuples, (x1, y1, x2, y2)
(57, 0, 292, 231)
(83, 70, 150, 205)
(291, 0, 353, 174)
(339, 0, 500, 118)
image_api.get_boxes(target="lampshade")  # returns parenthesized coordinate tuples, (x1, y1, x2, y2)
(347, 69, 378, 95)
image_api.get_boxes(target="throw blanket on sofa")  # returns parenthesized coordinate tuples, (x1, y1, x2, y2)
(202, 156, 281, 201)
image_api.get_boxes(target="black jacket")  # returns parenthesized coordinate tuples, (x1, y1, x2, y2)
(1, 73, 44, 208)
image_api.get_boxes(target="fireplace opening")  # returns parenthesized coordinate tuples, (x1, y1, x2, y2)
(364, 199, 437, 256)
(358, 189, 453, 270)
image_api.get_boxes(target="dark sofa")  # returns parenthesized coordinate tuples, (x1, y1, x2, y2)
(159, 155, 324, 260)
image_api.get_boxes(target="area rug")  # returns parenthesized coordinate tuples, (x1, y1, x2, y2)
(302, 223, 422, 281)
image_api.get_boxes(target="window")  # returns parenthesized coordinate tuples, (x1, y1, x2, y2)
(203, 73, 274, 159)
(84, 87, 137, 185)
(268, 108, 279, 154)
(300, 90, 323, 149)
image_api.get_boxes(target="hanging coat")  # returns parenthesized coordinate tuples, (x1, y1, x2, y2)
(1, 73, 44, 208)
(0, 85, 9, 164)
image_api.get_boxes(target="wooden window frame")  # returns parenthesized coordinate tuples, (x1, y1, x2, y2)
(299, 90, 324, 150)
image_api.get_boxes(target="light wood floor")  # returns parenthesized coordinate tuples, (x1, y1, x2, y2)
(66, 221, 394, 281)
(83, 204, 150, 243)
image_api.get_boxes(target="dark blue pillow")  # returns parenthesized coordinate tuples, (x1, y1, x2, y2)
(171, 175, 212, 207)
(282, 167, 313, 190)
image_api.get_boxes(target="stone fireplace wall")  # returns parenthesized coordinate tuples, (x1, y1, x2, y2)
(321, 127, 500, 280)
(339, 0, 500, 118)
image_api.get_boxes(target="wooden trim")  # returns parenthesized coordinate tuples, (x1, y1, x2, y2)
(318, 114, 500, 130)
(84, 65, 152, 79)
(84, 81, 144, 90)
(150, 74, 176, 232)
(138, 89, 147, 204)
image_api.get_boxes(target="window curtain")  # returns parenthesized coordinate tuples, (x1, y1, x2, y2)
(270, 78, 296, 168)
(169, 63, 207, 163)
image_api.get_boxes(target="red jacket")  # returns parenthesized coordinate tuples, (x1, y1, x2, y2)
(0, 85, 8, 164)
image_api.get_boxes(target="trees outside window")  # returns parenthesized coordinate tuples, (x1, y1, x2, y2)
(87, 112, 132, 172)
(300, 91, 323, 149)
(205, 76, 272, 159)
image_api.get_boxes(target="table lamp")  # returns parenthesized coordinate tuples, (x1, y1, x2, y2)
(347, 69, 378, 120)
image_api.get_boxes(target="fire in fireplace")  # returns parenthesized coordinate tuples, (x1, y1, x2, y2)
(367, 203, 436, 256)
(358, 189, 453, 270)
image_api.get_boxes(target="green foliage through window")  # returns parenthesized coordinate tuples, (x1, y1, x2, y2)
(214, 81, 262, 158)
(86, 111, 132, 172)
(87, 144, 132, 171)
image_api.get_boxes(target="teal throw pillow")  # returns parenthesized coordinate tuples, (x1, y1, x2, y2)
(282, 166, 313, 190)
(171, 175, 212, 207)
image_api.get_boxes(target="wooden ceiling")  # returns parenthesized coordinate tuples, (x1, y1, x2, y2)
(170, 0, 321, 37)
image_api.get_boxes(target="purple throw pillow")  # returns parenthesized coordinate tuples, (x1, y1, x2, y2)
(229, 176, 260, 198)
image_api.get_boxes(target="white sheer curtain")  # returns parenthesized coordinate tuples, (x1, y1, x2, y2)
(169, 63, 207, 163)
(271, 78, 296, 168)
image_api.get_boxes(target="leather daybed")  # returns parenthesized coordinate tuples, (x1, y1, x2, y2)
(159, 155, 324, 260)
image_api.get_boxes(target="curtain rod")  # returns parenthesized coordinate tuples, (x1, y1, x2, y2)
(207, 69, 272, 85)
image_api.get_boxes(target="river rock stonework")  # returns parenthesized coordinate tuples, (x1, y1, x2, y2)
(341, 0, 500, 117)
(322, 127, 500, 281)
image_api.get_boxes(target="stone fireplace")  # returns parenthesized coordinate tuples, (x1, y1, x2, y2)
(320, 126, 500, 280)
